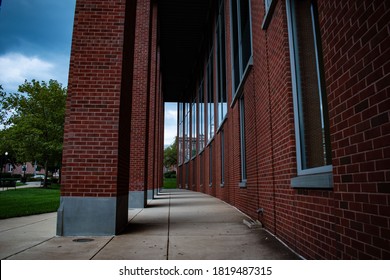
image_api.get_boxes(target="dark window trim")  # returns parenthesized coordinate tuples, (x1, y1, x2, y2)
(262, 0, 277, 29)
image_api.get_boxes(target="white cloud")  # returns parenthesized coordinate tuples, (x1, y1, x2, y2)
(165, 109, 177, 120)
(164, 103, 177, 146)
(164, 123, 177, 146)
(0, 52, 61, 92)
(0, 52, 178, 147)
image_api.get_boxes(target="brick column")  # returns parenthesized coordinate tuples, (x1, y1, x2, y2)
(147, 2, 158, 200)
(128, 0, 153, 207)
(57, 0, 137, 236)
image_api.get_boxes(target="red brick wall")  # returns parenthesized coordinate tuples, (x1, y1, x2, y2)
(321, 0, 389, 259)
(62, 0, 134, 197)
(147, 3, 158, 193)
(177, 0, 389, 259)
(129, 0, 152, 194)
(65, 0, 388, 258)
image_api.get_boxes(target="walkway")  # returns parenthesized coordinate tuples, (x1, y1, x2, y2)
(0, 189, 299, 260)
(0, 181, 41, 192)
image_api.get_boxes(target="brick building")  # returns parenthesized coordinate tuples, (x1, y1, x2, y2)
(59, 0, 389, 259)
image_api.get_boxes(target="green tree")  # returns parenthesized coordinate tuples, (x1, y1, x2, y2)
(1, 80, 66, 187)
(0, 85, 7, 126)
(164, 137, 178, 169)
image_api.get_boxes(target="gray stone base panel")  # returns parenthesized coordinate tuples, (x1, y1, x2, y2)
(147, 189, 154, 199)
(127, 190, 155, 209)
(128, 191, 145, 208)
(56, 196, 128, 236)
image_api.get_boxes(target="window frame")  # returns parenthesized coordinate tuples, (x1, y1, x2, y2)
(286, 0, 332, 188)
(229, 0, 253, 103)
(177, 103, 184, 166)
(184, 102, 191, 163)
(198, 80, 206, 153)
(191, 97, 197, 159)
(262, 0, 277, 29)
(206, 50, 215, 143)
(216, 0, 228, 129)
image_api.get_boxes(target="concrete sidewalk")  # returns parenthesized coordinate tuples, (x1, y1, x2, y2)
(0, 189, 300, 260)
(0, 181, 41, 192)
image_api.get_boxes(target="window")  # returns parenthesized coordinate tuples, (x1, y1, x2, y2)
(216, 0, 227, 127)
(262, 0, 277, 29)
(184, 103, 191, 162)
(230, 0, 253, 97)
(286, 0, 332, 187)
(207, 51, 215, 142)
(191, 99, 197, 158)
(178, 103, 184, 165)
(264, 0, 273, 12)
(239, 96, 247, 184)
(198, 81, 205, 152)
(6, 164, 13, 173)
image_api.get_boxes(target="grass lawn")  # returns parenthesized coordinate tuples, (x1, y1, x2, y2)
(163, 177, 177, 189)
(1, 178, 177, 219)
(0, 184, 61, 219)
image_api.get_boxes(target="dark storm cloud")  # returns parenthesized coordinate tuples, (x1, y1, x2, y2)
(0, 0, 75, 55)
(0, 0, 75, 92)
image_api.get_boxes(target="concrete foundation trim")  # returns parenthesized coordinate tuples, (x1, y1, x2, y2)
(291, 172, 333, 189)
(147, 189, 154, 200)
(57, 196, 120, 236)
(128, 191, 145, 208)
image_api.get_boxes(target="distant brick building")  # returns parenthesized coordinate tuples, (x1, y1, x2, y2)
(60, 0, 389, 259)
(4, 162, 45, 176)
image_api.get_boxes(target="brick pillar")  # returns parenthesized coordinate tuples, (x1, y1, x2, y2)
(159, 99, 165, 190)
(128, 0, 152, 208)
(153, 47, 162, 195)
(147, 2, 158, 200)
(157, 73, 164, 192)
(57, 0, 137, 236)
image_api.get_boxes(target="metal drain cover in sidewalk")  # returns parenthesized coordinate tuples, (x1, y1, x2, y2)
(72, 238, 94, 243)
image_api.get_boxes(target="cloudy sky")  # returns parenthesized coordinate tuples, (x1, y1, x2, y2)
(0, 0, 75, 92)
(0, 0, 177, 146)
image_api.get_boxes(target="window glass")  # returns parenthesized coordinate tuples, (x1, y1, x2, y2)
(230, 0, 252, 95)
(287, 0, 331, 173)
(184, 103, 191, 162)
(217, 0, 227, 127)
(198, 82, 205, 152)
(240, 0, 251, 68)
(207, 52, 215, 141)
(191, 100, 197, 158)
(178, 103, 184, 165)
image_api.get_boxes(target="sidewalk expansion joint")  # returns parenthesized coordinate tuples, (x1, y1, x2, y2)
(3, 237, 55, 260)
(90, 236, 115, 260)
(165, 192, 171, 260)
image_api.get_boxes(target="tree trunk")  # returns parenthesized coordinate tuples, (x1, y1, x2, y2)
(43, 159, 49, 188)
